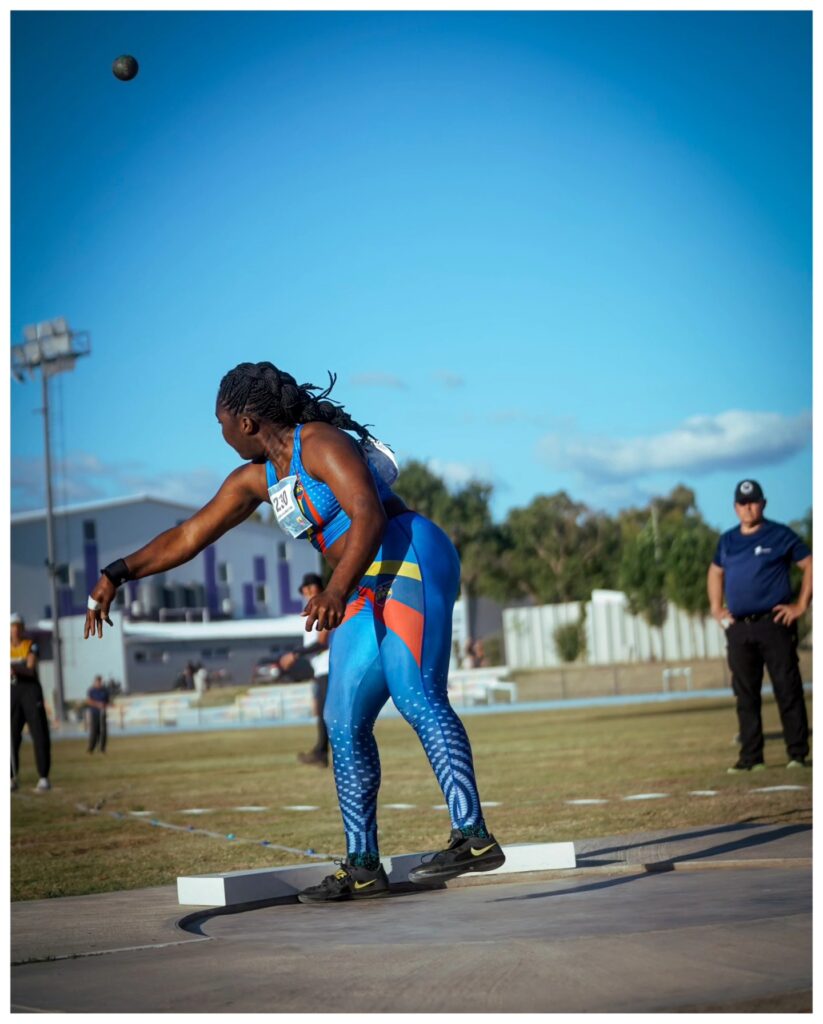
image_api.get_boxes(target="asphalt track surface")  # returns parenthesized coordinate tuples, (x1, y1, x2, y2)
(10, 822, 811, 1013)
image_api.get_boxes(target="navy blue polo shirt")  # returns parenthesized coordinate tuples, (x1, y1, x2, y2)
(87, 685, 110, 707)
(713, 519, 810, 617)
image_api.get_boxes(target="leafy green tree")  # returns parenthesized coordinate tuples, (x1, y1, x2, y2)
(789, 507, 813, 644)
(500, 493, 622, 603)
(392, 460, 452, 525)
(619, 524, 667, 628)
(664, 521, 720, 616)
(393, 461, 505, 633)
(789, 509, 812, 549)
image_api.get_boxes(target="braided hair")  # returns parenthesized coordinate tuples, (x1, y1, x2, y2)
(217, 362, 371, 442)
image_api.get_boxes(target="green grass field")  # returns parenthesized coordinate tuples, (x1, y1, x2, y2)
(11, 694, 811, 901)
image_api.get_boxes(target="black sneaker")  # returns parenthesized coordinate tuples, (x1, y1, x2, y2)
(727, 760, 766, 774)
(297, 860, 390, 904)
(408, 829, 506, 885)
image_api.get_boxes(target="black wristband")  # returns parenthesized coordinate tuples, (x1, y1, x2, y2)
(101, 558, 132, 587)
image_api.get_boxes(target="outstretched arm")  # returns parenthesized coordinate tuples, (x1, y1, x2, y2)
(84, 464, 265, 638)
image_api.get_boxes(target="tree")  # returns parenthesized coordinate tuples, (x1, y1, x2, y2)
(500, 493, 622, 604)
(393, 461, 504, 635)
(664, 521, 720, 616)
(392, 460, 452, 525)
(619, 524, 667, 631)
(789, 507, 813, 645)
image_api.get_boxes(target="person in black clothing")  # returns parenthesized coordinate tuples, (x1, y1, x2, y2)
(284, 573, 331, 767)
(86, 675, 110, 754)
(707, 480, 813, 773)
(10, 614, 51, 792)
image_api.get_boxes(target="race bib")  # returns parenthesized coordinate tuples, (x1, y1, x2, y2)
(268, 475, 312, 538)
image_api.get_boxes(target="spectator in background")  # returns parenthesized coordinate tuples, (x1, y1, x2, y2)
(463, 638, 488, 669)
(86, 675, 110, 754)
(194, 663, 209, 697)
(708, 479, 813, 773)
(286, 573, 331, 768)
(10, 613, 51, 791)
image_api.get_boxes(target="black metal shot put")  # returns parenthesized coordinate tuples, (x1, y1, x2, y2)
(112, 55, 139, 81)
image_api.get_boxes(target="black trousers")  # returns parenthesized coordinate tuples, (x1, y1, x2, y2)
(87, 708, 107, 753)
(312, 674, 329, 755)
(726, 617, 809, 763)
(11, 682, 51, 779)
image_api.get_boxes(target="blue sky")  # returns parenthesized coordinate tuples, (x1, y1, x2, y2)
(10, 11, 812, 531)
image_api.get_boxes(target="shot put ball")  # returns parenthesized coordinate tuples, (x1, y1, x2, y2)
(112, 55, 139, 81)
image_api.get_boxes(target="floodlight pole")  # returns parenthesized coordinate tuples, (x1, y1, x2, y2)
(40, 362, 63, 722)
(12, 319, 91, 723)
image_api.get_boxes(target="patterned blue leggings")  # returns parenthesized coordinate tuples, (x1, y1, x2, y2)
(324, 512, 485, 856)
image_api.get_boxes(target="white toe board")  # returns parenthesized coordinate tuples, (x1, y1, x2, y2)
(177, 841, 576, 907)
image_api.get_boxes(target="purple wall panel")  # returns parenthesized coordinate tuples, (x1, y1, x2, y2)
(277, 562, 303, 614)
(58, 586, 74, 617)
(204, 546, 219, 615)
(243, 583, 256, 617)
(253, 556, 266, 583)
(84, 542, 99, 597)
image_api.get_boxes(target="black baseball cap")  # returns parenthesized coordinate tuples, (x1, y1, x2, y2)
(734, 479, 765, 504)
(299, 572, 323, 591)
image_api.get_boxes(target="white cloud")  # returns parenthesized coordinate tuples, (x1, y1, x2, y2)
(350, 372, 407, 389)
(539, 410, 812, 482)
(12, 452, 225, 512)
(426, 457, 495, 490)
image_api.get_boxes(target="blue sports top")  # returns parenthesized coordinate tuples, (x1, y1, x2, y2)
(712, 519, 811, 617)
(265, 424, 396, 554)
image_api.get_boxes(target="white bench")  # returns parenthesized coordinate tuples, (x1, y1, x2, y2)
(236, 683, 314, 721)
(662, 667, 693, 693)
(448, 667, 518, 706)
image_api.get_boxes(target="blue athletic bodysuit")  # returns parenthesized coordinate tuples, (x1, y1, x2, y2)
(266, 425, 486, 855)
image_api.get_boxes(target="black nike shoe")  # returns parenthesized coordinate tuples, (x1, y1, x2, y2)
(297, 860, 390, 904)
(408, 829, 506, 885)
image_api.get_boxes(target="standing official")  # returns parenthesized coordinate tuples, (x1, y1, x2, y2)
(86, 675, 110, 754)
(707, 480, 812, 773)
(10, 614, 51, 791)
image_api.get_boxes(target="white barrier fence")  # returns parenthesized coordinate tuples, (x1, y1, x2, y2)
(504, 590, 726, 670)
(104, 669, 517, 731)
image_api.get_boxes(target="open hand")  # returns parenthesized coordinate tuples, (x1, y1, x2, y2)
(772, 602, 805, 627)
(84, 576, 117, 639)
(302, 589, 346, 632)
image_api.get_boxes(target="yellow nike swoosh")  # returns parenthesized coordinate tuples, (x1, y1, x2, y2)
(471, 843, 497, 857)
(354, 879, 377, 890)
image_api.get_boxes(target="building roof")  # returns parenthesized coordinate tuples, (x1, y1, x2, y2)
(11, 493, 199, 524)
(36, 615, 308, 641)
(12, 493, 274, 529)
(122, 616, 308, 641)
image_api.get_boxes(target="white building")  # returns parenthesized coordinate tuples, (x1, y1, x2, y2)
(11, 495, 321, 698)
